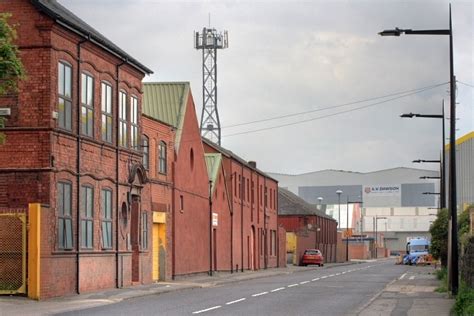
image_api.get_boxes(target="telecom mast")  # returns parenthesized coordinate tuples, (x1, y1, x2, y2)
(194, 27, 228, 145)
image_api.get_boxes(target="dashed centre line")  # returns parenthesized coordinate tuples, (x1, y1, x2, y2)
(192, 305, 222, 314)
(191, 266, 376, 313)
(226, 298, 246, 305)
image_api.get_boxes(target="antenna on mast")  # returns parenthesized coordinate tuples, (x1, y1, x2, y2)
(194, 23, 228, 145)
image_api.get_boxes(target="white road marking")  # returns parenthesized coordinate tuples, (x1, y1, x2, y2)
(192, 306, 222, 314)
(329, 274, 335, 277)
(300, 281, 310, 284)
(399, 273, 407, 280)
(271, 287, 285, 292)
(312, 278, 320, 281)
(336, 273, 341, 276)
(409, 276, 415, 280)
(288, 284, 299, 287)
(342, 272, 347, 274)
(252, 291, 268, 297)
(226, 298, 246, 305)
(165, 285, 171, 288)
(321, 276, 328, 279)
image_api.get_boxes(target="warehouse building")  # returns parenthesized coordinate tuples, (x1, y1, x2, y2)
(269, 167, 440, 253)
(444, 131, 474, 209)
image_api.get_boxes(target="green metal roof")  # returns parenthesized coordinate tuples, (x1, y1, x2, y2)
(143, 82, 190, 151)
(205, 153, 222, 193)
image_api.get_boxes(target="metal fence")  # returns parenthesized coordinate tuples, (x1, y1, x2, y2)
(0, 212, 26, 294)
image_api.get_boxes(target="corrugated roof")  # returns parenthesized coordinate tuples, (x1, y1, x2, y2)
(205, 153, 222, 193)
(32, 0, 153, 75)
(143, 82, 189, 152)
(278, 187, 335, 221)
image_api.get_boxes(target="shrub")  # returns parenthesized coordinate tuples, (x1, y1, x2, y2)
(453, 282, 474, 315)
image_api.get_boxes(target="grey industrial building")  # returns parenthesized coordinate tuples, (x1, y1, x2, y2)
(269, 167, 440, 253)
(444, 131, 474, 209)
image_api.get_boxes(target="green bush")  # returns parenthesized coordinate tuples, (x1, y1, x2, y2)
(453, 282, 474, 315)
(436, 267, 447, 280)
(435, 267, 448, 293)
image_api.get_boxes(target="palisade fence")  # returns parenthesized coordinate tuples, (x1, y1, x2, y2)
(0, 208, 27, 294)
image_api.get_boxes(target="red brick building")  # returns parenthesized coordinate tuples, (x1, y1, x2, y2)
(142, 82, 211, 278)
(278, 188, 338, 265)
(204, 153, 232, 272)
(203, 139, 282, 271)
(0, 0, 153, 297)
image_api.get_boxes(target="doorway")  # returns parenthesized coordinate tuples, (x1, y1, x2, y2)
(131, 196, 140, 282)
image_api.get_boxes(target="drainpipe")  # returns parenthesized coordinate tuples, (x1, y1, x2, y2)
(75, 36, 88, 295)
(229, 172, 234, 273)
(171, 161, 176, 279)
(240, 164, 244, 272)
(209, 180, 213, 276)
(264, 177, 267, 269)
(115, 58, 126, 288)
(276, 186, 279, 268)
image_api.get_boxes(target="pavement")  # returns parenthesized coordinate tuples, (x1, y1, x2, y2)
(356, 265, 454, 316)
(0, 261, 356, 316)
(0, 259, 454, 316)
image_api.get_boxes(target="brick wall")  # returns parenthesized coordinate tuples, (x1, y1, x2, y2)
(0, 0, 152, 298)
(278, 225, 287, 267)
(173, 92, 210, 276)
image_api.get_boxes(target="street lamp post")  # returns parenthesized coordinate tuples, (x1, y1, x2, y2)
(336, 190, 342, 230)
(414, 159, 444, 211)
(401, 101, 446, 209)
(379, 5, 458, 294)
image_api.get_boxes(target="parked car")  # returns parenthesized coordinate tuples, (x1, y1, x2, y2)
(301, 249, 324, 266)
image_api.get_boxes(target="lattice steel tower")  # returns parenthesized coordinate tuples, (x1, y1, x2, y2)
(194, 27, 228, 145)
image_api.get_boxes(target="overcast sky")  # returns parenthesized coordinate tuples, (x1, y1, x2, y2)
(62, 0, 473, 175)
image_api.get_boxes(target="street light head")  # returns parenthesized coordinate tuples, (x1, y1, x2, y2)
(317, 197, 323, 202)
(379, 28, 402, 36)
(400, 113, 415, 118)
(336, 190, 343, 195)
(412, 159, 422, 163)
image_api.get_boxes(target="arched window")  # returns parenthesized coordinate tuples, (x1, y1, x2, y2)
(142, 135, 149, 170)
(158, 141, 167, 174)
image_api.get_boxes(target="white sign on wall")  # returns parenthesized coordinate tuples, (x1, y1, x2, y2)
(212, 213, 218, 226)
(363, 185, 400, 197)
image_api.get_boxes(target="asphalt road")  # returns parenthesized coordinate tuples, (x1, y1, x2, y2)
(59, 261, 409, 316)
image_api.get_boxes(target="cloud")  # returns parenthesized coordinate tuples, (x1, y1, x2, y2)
(61, 0, 473, 174)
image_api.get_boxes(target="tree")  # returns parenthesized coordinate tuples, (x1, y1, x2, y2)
(0, 13, 25, 144)
(430, 208, 449, 266)
(430, 207, 472, 267)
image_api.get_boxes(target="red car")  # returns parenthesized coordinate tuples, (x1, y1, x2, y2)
(301, 249, 324, 266)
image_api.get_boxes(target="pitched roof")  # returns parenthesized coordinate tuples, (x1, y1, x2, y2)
(278, 187, 335, 221)
(204, 153, 222, 193)
(143, 82, 190, 151)
(31, 0, 152, 75)
(202, 137, 278, 182)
